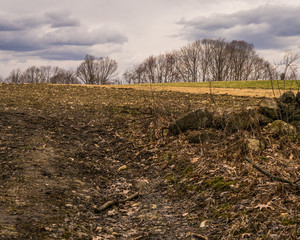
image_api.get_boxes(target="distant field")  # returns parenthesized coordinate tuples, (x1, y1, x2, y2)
(129, 80, 300, 90)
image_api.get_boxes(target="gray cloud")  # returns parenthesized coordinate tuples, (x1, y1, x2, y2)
(0, 11, 128, 60)
(178, 4, 300, 49)
(44, 11, 80, 28)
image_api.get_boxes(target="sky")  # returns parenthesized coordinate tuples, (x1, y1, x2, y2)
(0, 0, 300, 79)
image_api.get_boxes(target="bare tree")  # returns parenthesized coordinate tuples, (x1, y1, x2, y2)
(227, 40, 255, 81)
(21, 66, 43, 83)
(77, 55, 118, 85)
(97, 57, 118, 85)
(208, 38, 230, 81)
(77, 55, 98, 84)
(6, 69, 23, 83)
(39, 66, 53, 83)
(122, 38, 277, 84)
(50, 68, 79, 84)
(176, 41, 202, 82)
(278, 51, 300, 80)
(162, 52, 179, 83)
(199, 39, 213, 82)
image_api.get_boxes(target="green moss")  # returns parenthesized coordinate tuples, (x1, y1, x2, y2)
(259, 156, 268, 162)
(161, 152, 175, 162)
(205, 177, 235, 191)
(281, 217, 297, 226)
(183, 165, 193, 175)
(165, 174, 178, 184)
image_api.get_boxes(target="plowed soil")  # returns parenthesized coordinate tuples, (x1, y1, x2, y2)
(0, 84, 299, 239)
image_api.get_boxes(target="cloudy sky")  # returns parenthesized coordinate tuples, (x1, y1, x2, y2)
(0, 0, 300, 79)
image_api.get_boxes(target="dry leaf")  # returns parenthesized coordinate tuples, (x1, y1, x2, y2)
(254, 202, 274, 211)
(200, 220, 208, 228)
(118, 165, 127, 171)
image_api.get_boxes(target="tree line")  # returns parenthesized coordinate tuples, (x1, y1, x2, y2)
(3, 55, 119, 85)
(2, 38, 299, 85)
(123, 38, 299, 84)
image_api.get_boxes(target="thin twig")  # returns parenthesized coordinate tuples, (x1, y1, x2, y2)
(294, 178, 300, 184)
(96, 192, 140, 212)
(245, 157, 299, 187)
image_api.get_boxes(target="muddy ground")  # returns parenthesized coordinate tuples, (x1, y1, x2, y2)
(0, 84, 299, 239)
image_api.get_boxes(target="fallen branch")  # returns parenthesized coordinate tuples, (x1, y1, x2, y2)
(189, 233, 208, 240)
(245, 157, 299, 187)
(294, 178, 300, 184)
(96, 192, 140, 212)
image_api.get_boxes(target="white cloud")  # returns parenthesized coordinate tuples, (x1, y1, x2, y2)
(1, 0, 300, 78)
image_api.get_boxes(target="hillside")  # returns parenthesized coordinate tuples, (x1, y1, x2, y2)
(0, 84, 299, 239)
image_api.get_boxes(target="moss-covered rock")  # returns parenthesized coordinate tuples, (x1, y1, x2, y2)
(280, 91, 296, 104)
(259, 99, 279, 120)
(266, 120, 297, 136)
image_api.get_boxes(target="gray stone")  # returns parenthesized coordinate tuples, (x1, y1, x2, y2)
(247, 139, 265, 151)
(168, 109, 213, 134)
(135, 179, 149, 189)
(259, 99, 279, 119)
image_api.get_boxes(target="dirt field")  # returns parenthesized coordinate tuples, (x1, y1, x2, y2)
(0, 84, 299, 239)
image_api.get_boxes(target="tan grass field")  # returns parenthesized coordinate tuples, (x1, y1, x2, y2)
(101, 84, 297, 98)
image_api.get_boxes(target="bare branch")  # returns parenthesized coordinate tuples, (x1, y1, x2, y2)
(245, 157, 299, 187)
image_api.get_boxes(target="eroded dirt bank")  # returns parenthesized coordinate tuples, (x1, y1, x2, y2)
(0, 84, 299, 239)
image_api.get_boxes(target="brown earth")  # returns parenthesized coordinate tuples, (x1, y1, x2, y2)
(0, 84, 299, 239)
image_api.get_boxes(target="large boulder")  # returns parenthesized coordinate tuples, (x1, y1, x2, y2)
(266, 120, 297, 136)
(168, 109, 214, 134)
(280, 91, 296, 104)
(226, 109, 272, 132)
(259, 99, 279, 120)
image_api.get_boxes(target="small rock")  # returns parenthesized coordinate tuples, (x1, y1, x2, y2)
(135, 179, 149, 189)
(247, 139, 265, 151)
